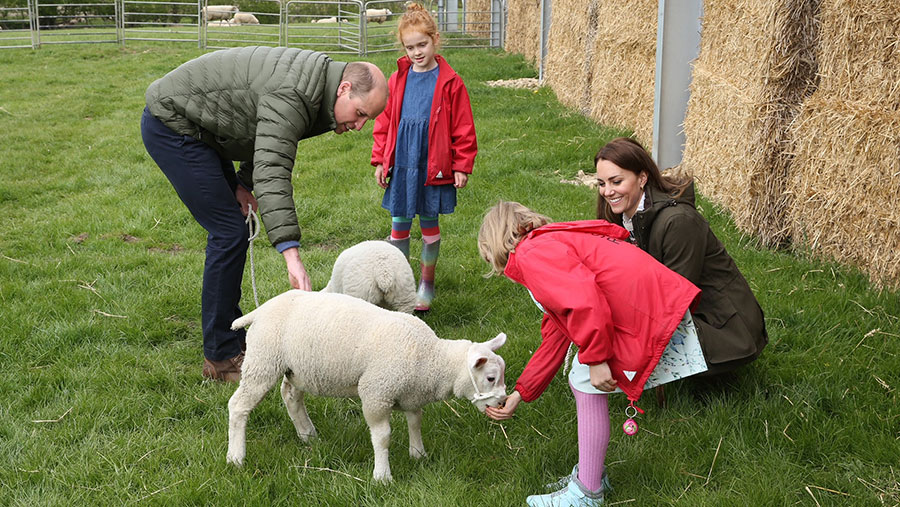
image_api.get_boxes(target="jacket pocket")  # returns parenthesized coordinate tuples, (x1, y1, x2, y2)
(694, 287, 737, 329)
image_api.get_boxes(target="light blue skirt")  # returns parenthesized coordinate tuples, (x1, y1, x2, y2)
(569, 311, 707, 395)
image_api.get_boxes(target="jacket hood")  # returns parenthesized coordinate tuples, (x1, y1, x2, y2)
(525, 220, 631, 241)
(504, 220, 630, 283)
(632, 181, 697, 233)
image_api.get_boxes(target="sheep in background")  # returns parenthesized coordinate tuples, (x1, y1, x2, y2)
(202, 4, 238, 23)
(365, 7, 392, 23)
(321, 240, 417, 314)
(313, 16, 338, 23)
(207, 19, 232, 27)
(226, 291, 508, 482)
(232, 12, 259, 24)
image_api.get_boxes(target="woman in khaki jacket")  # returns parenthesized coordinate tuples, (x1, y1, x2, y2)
(594, 137, 767, 376)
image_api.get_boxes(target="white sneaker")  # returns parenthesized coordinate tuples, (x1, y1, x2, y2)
(545, 465, 612, 493)
(526, 473, 606, 506)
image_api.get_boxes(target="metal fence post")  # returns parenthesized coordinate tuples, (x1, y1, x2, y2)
(538, 0, 550, 81)
(116, 0, 123, 46)
(29, 0, 40, 49)
(198, 0, 204, 49)
(652, 0, 703, 170)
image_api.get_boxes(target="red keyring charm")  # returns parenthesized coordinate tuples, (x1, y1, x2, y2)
(622, 405, 639, 435)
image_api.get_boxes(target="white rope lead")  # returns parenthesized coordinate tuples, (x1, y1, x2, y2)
(245, 204, 261, 308)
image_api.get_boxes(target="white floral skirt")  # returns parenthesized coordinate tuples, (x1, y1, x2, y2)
(569, 310, 707, 395)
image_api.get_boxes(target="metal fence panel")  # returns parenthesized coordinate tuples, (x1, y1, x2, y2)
(204, 0, 281, 49)
(0, 2, 36, 48)
(32, 0, 118, 46)
(285, 0, 363, 55)
(122, 0, 200, 46)
(0, 0, 505, 51)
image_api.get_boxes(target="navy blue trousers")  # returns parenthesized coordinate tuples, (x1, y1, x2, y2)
(141, 108, 247, 361)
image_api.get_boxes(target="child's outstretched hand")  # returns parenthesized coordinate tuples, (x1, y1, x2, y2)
(589, 362, 618, 392)
(375, 164, 388, 189)
(485, 390, 521, 421)
(453, 171, 468, 189)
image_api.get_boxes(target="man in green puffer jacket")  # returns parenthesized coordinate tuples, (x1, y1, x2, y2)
(140, 46, 388, 382)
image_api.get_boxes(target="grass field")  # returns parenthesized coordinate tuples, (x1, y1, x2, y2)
(0, 43, 898, 506)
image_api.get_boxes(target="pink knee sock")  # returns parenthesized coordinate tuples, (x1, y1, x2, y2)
(570, 382, 610, 492)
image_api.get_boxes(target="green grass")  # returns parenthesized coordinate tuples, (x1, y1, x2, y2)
(0, 44, 898, 506)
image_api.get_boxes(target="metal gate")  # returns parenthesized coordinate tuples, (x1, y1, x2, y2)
(0, 0, 506, 52)
(203, 0, 281, 49)
(121, 0, 200, 46)
(284, 0, 363, 55)
(0, 2, 36, 48)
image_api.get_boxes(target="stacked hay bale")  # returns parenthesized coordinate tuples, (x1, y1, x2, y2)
(465, 0, 493, 38)
(504, 0, 541, 65)
(543, 0, 597, 113)
(787, 0, 900, 287)
(543, 0, 657, 146)
(587, 0, 657, 146)
(680, 0, 819, 246)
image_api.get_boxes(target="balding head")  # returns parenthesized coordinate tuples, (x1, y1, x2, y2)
(333, 62, 389, 134)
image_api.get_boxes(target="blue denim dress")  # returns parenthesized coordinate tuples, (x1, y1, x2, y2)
(382, 66, 457, 219)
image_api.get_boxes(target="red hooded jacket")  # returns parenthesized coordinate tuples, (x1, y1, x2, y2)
(371, 55, 477, 185)
(503, 221, 701, 402)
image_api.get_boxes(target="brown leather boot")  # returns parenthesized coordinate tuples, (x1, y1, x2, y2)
(202, 353, 244, 382)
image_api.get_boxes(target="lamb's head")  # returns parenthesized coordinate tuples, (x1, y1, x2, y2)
(465, 333, 508, 413)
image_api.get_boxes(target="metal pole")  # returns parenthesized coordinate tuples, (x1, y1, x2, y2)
(652, 0, 703, 169)
(538, 0, 550, 81)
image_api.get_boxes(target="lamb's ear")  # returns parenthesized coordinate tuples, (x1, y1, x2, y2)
(485, 333, 507, 351)
(467, 344, 489, 370)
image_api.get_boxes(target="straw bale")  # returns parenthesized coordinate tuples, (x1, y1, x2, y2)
(504, 0, 541, 65)
(465, 0, 492, 36)
(680, 0, 819, 246)
(786, 0, 900, 287)
(588, 0, 657, 147)
(788, 96, 900, 287)
(543, 0, 597, 114)
(815, 0, 900, 103)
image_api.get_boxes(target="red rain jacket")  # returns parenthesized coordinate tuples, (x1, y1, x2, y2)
(503, 221, 701, 402)
(371, 54, 477, 186)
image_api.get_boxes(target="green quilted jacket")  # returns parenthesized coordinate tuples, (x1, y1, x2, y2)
(145, 46, 347, 246)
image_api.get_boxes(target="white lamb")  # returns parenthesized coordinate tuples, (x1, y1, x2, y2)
(232, 12, 259, 24)
(365, 7, 392, 23)
(226, 290, 508, 482)
(321, 240, 416, 313)
(313, 16, 338, 23)
(202, 4, 237, 22)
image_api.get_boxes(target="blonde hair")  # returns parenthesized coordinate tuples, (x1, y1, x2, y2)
(396, 3, 440, 48)
(478, 201, 552, 276)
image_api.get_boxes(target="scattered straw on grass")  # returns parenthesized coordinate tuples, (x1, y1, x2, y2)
(32, 406, 74, 424)
(704, 436, 723, 486)
(1, 253, 30, 264)
(560, 169, 598, 188)
(442, 399, 462, 418)
(292, 461, 365, 482)
(93, 309, 128, 318)
(485, 78, 542, 90)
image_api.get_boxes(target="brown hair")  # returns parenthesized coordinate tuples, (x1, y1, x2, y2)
(397, 3, 440, 48)
(594, 137, 692, 222)
(478, 201, 552, 276)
